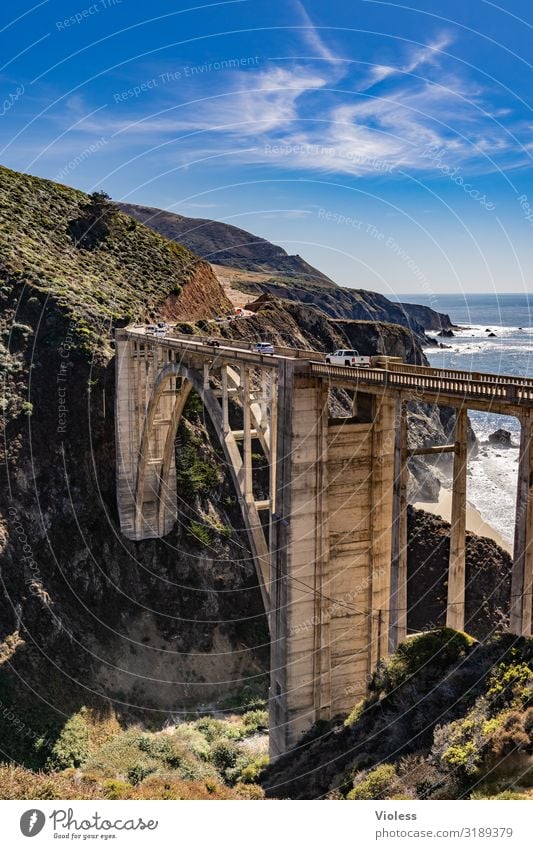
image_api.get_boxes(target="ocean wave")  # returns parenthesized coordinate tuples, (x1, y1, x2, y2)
(465, 443, 518, 546)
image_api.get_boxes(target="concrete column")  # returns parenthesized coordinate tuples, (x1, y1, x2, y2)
(370, 396, 397, 669)
(389, 398, 408, 651)
(221, 365, 229, 435)
(511, 411, 533, 635)
(447, 407, 468, 630)
(269, 369, 278, 518)
(326, 420, 374, 715)
(242, 367, 253, 499)
(269, 363, 329, 758)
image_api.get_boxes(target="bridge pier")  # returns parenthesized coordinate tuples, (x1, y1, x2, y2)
(447, 408, 468, 631)
(389, 399, 408, 651)
(511, 411, 533, 635)
(269, 365, 396, 757)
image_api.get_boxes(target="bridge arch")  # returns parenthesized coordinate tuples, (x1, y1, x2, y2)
(134, 360, 271, 608)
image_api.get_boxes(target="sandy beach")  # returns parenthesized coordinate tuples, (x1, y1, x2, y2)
(414, 488, 512, 554)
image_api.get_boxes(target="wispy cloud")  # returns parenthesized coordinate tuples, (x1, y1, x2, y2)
(292, 0, 340, 64)
(363, 33, 453, 88)
(43, 4, 528, 180)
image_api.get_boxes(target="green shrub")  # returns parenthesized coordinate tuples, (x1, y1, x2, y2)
(372, 628, 474, 695)
(45, 713, 90, 771)
(347, 764, 401, 800)
(487, 662, 533, 712)
(471, 788, 528, 800)
(127, 763, 156, 785)
(432, 707, 486, 779)
(239, 755, 269, 784)
(138, 734, 183, 767)
(186, 520, 212, 546)
(103, 778, 133, 799)
(345, 700, 366, 727)
(242, 710, 268, 734)
(210, 739, 239, 772)
(194, 717, 240, 742)
(177, 440, 220, 498)
(173, 726, 211, 760)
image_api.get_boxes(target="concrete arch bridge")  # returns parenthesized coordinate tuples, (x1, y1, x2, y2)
(115, 327, 533, 756)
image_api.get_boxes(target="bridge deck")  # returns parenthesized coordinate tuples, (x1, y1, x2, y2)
(125, 327, 533, 414)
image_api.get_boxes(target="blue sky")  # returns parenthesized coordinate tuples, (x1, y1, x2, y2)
(1, 0, 533, 296)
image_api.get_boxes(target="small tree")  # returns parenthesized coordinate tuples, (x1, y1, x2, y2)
(68, 190, 118, 249)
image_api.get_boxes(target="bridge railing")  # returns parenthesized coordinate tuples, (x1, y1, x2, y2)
(383, 359, 533, 389)
(310, 362, 533, 405)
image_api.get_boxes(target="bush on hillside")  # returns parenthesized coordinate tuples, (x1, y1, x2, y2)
(347, 764, 404, 800)
(371, 628, 475, 696)
(45, 713, 90, 771)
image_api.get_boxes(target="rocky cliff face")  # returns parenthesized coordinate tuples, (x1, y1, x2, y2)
(222, 297, 426, 364)
(407, 507, 510, 639)
(398, 301, 455, 332)
(160, 259, 232, 321)
(241, 278, 451, 339)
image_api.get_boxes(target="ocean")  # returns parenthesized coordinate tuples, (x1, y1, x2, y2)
(396, 293, 533, 546)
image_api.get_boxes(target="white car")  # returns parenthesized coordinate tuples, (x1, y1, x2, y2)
(252, 342, 274, 355)
(325, 349, 371, 367)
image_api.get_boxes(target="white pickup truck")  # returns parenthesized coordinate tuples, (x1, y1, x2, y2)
(325, 349, 371, 367)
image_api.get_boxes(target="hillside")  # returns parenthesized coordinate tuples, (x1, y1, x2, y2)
(264, 628, 533, 800)
(0, 166, 269, 768)
(117, 201, 453, 336)
(117, 202, 335, 287)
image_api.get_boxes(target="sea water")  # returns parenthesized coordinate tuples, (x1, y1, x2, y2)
(395, 293, 533, 546)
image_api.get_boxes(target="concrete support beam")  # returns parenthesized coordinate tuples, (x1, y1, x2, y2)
(269, 364, 330, 758)
(370, 397, 397, 669)
(407, 444, 455, 457)
(241, 367, 253, 499)
(447, 408, 468, 631)
(511, 411, 533, 635)
(389, 399, 408, 651)
(221, 365, 229, 434)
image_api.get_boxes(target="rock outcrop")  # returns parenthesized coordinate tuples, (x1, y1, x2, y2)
(407, 507, 511, 640)
(489, 428, 514, 448)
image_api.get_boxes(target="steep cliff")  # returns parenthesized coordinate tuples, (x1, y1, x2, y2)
(221, 297, 426, 364)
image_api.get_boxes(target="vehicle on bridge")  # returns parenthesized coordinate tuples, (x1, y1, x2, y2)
(252, 341, 274, 354)
(205, 337, 221, 347)
(325, 349, 371, 367)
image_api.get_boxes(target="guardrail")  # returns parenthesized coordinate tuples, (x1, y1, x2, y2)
(383, 359, 533, 389)
(310, 362, 533, 406)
